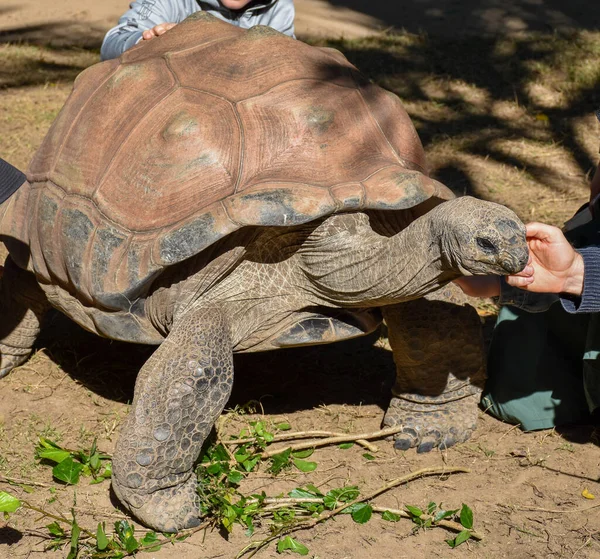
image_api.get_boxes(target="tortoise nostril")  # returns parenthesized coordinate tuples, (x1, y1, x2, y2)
(476, 237, 497, 253)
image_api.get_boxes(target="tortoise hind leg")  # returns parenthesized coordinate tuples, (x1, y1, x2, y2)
(112, 305, 234, 532)
(381, 290, 484, 453)
(0, 257, 50, 378)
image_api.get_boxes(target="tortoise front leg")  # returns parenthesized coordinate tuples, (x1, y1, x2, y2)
(112, 306, 234, 532)
(0, 257, 50, 378)
(381, 295, 485, 453)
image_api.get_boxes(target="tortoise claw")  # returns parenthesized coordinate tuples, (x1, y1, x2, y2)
(394, 428, 418, 450)
(385, 395, 478, 453)
(417, 431, 442, 453)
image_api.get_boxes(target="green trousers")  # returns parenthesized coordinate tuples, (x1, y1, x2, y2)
(482, 217, 600, 431)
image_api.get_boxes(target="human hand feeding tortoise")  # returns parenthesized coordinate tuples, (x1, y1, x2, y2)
(0, 14, 528, 532)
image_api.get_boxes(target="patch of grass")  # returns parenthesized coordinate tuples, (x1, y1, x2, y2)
(0, 43, 98, 89)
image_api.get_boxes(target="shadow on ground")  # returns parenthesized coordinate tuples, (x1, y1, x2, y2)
(320, 30, 600, 200)
(324, 0, 599, 37)
(0, 21, 105, 50)
(38, 311, 394, 414)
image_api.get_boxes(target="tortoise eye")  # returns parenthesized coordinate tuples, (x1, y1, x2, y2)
(476, 237, 497, 253)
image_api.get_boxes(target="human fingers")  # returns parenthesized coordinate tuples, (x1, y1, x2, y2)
(524, 222, 565, 243)
(505, 274, 535, 289)
(510, 264, 534, 278)
(154, 23, 176, 36)
(142, 28, 157, 40)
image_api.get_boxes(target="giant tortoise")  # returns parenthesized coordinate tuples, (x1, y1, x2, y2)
(0, 13, 528, 531)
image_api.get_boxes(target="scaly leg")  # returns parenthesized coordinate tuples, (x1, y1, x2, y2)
(382, 291, 484, 453)
(112, 306, 234, 532)
(0, 257, 49, 378)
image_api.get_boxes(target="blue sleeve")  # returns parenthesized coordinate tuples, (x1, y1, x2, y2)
(101, 0, 185, 61)
(561, 247, 600, 313)
(497, 278, 559, 313)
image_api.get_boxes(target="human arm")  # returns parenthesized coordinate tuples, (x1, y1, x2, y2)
(265, 0, 295, 37)
(100, 0, 184, 60)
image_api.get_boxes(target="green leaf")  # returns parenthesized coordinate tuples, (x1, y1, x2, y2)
(37, 448, 71, 464)
(125, 535, 139, 553)
(240, 455, 260, 472)
(47, 522, 65, 537)
(459, 504, 473, 529)
(244, 518, 255, 537)
(115, 520, 139, 553)
(289, 488, 319, 499)
(362, 453, 375, 460)
(304, 484, 323, 497)
(350, 503, 373, 524)
(234, 450, 252, 464)
(36, 438, 71, 464)
(96, 522, 109, 551)
(89, 453, 101, 472)
(102, 461, 112, 479)
(446, 529, 471, 548)
(207, 443, 231, 462)
(427, 501, 437, 515)
(276, 422, 291, 431)
(405, 505, 423, 517)
(66, 519, 81, 559)
(276, 536, 309, 555)
(292, 448, 314, 459)
(338, 442, 354, 449)
(139, 531, 161, 551)
(269, 449, 292, 475)
(114, 520, 135, 543)
(434, 508, 458, 522)
(381, 510, 401, 522)
(0, 491, 21, 513)
(292, 458, 317, 472)
(227, 470, 244, 485)
(339, 503, 365, 514)
(323, 486, 360, 509)
(52, 457, 83, 485)
(206, 462, 224, 475)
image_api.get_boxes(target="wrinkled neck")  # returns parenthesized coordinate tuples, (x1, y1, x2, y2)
(299, 212, 457, 308)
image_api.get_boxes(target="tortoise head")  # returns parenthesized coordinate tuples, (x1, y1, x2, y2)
(435, 197, 528, 276)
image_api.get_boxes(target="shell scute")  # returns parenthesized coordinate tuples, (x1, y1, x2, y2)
(223, 184, 336, 228)
(235, 80, 399, 189)
(168, 29, 355, 102)
(47, 58, 175, 197)
(28, 59, 120, 182)
(94, 88, 240, 232)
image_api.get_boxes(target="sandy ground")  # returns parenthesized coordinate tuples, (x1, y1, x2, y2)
(1, 1, 600, 559)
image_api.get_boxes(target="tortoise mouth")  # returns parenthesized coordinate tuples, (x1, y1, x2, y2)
(499, 248, 529, 275)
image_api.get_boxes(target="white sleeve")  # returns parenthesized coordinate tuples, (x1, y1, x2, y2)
(100, 0, 183, 60)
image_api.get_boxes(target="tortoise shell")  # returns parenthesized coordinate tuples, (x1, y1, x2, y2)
(26, 13, 453, 313)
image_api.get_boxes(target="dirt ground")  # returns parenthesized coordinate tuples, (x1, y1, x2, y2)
(1, 1, 600, 558)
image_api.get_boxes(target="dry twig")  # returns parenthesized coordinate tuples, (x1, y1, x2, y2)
(237, 466, 473, 558)
(224, 429, 380, 452)
(259, 426, 403, 458)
